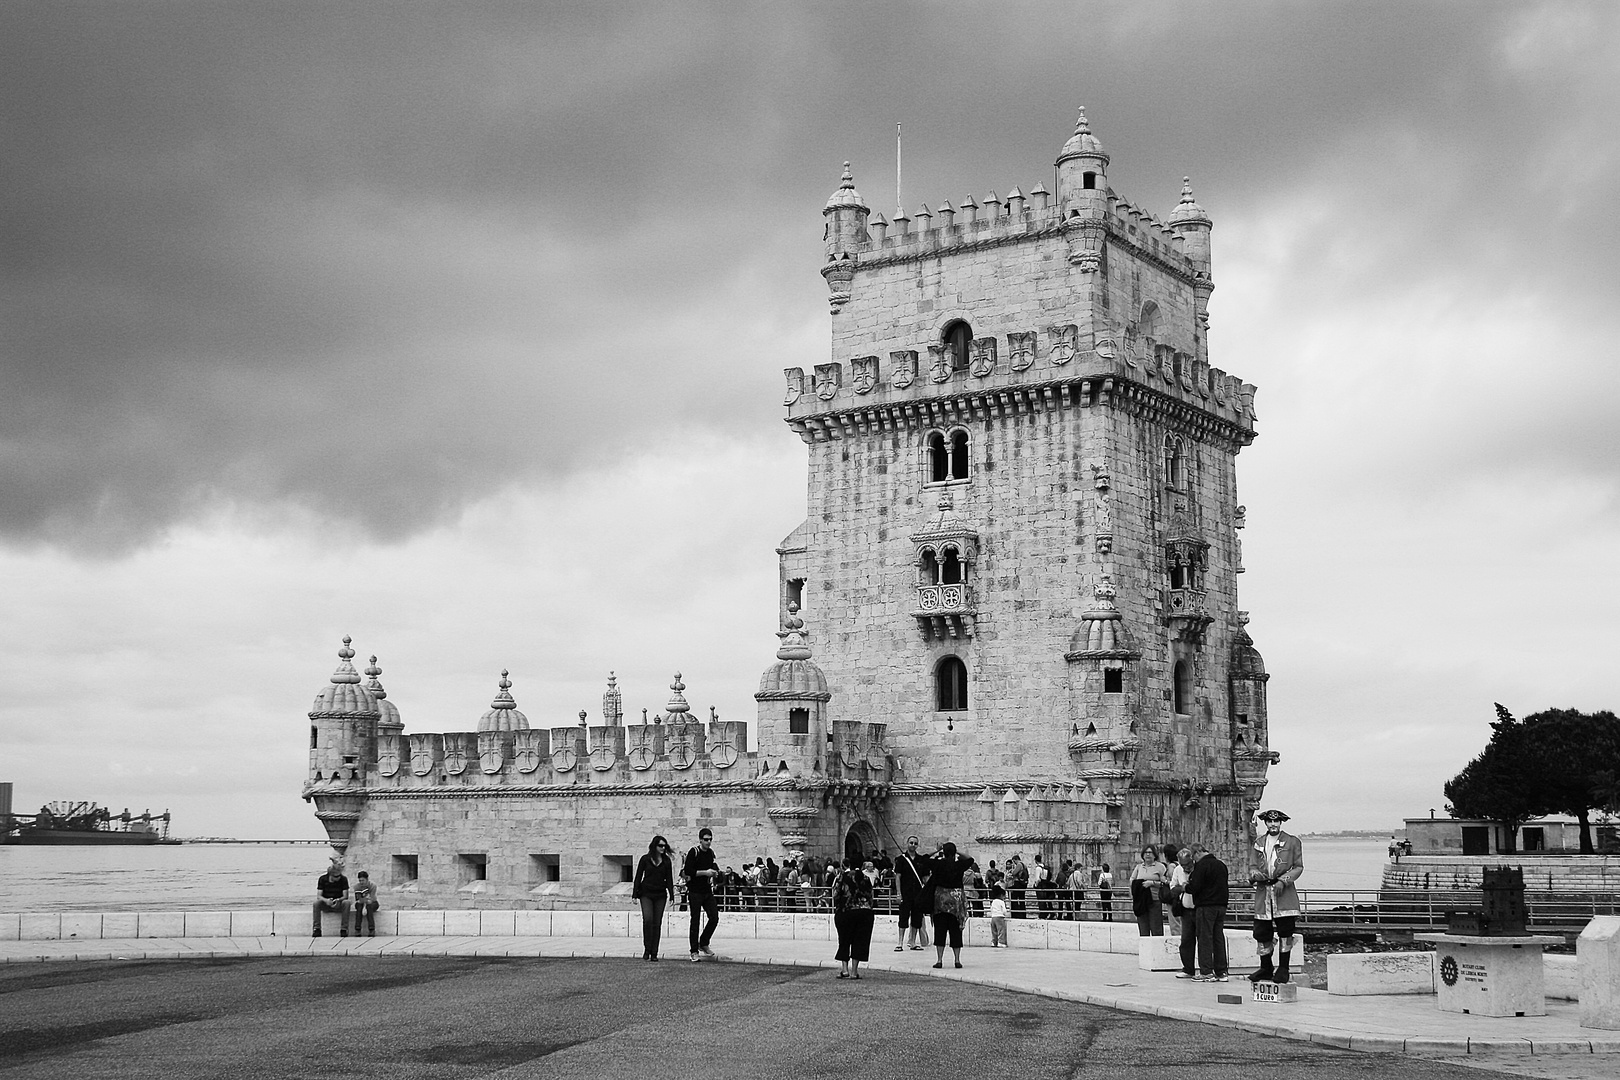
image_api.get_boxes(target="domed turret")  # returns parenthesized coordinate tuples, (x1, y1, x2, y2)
(1067, 578, 1140, 658)
(310, 636, 377, 716)
(364, 655, 403, 735)
(306, 637, 380, 802)
(1056, 107, 1110, 221)
(822, 162, 869, 311)
(478, 670, 530, 732)
(1167, 176, 1212, 270)
(758, 602, 829, 697)
(1229, 612, 1267, 682)
(755, 603, 831, 774)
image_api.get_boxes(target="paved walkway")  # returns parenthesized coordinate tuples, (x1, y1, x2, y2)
(3, 934, 1614, 1060)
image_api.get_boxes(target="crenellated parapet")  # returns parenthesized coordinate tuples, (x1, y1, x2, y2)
(782, 330, 1256, 446)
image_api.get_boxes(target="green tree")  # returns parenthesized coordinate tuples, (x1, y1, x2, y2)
(1444, 704, 1620, 855)
(1520, 708, 1620, 854)
(1444, 704, 1537, 852)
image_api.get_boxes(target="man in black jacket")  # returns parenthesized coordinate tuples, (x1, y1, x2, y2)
(1183, 843, 1229, 981)
(682, 829, 721, 961)
(893, 835, 932, 951)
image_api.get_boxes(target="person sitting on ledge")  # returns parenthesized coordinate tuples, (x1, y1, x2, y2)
(352, 870, 379, 937)
(312, 860, 350, 938)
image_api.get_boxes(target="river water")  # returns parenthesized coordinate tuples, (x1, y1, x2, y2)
(0, 836, 1394, 913)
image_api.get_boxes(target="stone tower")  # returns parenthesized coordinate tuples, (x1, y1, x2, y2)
(778, 110, 1276, 870)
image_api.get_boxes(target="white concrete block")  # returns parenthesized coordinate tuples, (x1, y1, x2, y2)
(102, 912, 139, 938)
(592, 911, 629, 938)
(513, 909, 551, 937)
(1138, 933, 1181, 971)
(1076, 922, 1112, 953)
(479, 910, 516, 936)
(230, 911, 275, 937)
(1006, 919, 1047, 949)
(442, 910, 480, 936)
(1045, 921, 1080, 950)
(138, 912, 185, 938)
(20, 914, 61, 940)
(396, 910, 446, 936)
(791, 914, 830, 941)
(755, 913, 795, 940)
(1579, 915, 1620, 1030)
(1327, 952, 1435, 995)
(184, 912, 232, 938)
(59, 913, 103, 940)
(271, 910, 307, 937)
(0, 913, 18, 941)
(549, 910, 591, 937)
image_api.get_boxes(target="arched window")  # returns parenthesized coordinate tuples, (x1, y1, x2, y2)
(919, 548, 940, 585)
(928, 432, 948, 483)
(943, 320, 972, 374)
(1173, 660, 1191, 715)
(949, 430, 969, 480)
(1163, 435, 1183, 490)
(940, 548, 962, 585)
(936, 656, 969, 711)
(926, 429, 970, 484)
(1138, 301, 1159, 343)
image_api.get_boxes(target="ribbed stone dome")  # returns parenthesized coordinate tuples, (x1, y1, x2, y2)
(1230, 614, 1268, 680)
(823, 161, 868, 212)
(1067, 578, 1140, 659)
(756, 603, 831, 699)
(478, 670, 530, 732)
(1056, 107, 1109, 166)
(310, 637, 379, 716)
(1166, 176, 1210, 227)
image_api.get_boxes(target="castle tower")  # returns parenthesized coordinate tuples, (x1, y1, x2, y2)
(305, 636, 380, 852)
(779, 113, 1273, 869)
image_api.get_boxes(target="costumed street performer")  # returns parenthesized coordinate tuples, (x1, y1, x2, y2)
(1248, 809, 1304, 983)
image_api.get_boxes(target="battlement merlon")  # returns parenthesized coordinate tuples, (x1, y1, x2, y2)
(781, 346, 1258, 449)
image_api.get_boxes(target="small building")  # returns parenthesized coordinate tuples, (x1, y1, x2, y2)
(1404, 816, 1614, 856)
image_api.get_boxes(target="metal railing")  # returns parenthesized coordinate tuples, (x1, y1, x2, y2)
(691, 885, 1617, 933)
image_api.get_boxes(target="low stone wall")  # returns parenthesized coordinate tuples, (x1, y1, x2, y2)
(0, 909, 1252, 961)
(1383, 855, 1620, 893)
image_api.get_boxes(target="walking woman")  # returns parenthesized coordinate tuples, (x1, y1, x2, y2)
(930, 841, 976, 970)
(632, 834, 676, 961)
(833, 859, 875, 979)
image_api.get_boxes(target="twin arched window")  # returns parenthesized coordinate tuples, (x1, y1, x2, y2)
(928, 430, 970, 483)
(936, 656, 969, 711)
(918, 545, 963, 585)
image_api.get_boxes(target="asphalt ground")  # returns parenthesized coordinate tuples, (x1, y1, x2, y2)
(0, 956, 1537, 1080)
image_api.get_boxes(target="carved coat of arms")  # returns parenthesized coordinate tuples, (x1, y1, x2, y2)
(1047, 324, 1078, 366)
(890, 350, 917, 389)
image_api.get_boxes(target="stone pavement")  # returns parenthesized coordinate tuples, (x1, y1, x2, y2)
(3, 933, 1615, 1061)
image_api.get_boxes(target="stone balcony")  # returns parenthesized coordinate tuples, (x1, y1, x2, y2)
(912, 583, 976, 639)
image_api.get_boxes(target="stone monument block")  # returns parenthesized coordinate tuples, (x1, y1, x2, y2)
(1328, 951, 1435, 995)
(1579, 915, 1620, 1030)
(1139, 932, 1182, 971)
(1417, 933, 1560, 1017)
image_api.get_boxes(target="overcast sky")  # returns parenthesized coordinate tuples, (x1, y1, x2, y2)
(2, 1, 1616, 840)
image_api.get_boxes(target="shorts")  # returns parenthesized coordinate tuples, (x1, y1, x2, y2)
(1253, 916, 1297, 939)
(897, 894, 929, 929)
(931, 913, 964, 949)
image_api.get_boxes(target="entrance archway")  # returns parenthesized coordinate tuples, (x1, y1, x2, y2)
(844, 821, 879, 866)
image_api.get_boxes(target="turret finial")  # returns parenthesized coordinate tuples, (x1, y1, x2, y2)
(666, 673, 690, 716)
(330, 637, 361, 684)
(364, 656, 388, 700)
(489, 670, 516, 711)
(776, 601, 813, 661)
(1075, 105, 1090, 134)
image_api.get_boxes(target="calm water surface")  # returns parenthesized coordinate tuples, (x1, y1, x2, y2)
(1, 836, 1394, 913)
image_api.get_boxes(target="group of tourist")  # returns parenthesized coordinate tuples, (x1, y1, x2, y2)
(314, 808, 1304, 986)
(310, 861, 379, 937)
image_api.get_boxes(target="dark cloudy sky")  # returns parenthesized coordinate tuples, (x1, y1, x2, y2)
(2, 2, 1616, 844)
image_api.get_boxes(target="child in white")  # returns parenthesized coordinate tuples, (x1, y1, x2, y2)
(988, 885, 1009, 947)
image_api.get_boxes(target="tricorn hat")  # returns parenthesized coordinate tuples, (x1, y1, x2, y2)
(1257, 809, 1290, 823)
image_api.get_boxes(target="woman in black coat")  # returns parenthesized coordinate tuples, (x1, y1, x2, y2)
(632, 834, 676, 960)
(833, 859, 875, 980)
